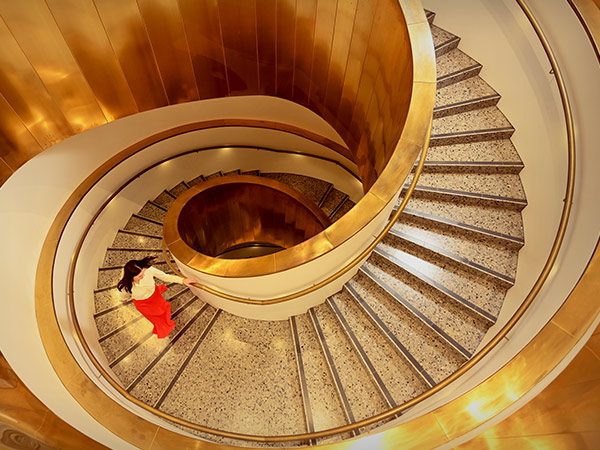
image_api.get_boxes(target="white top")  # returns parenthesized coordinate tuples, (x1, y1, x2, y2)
(119, 266, 184, 301)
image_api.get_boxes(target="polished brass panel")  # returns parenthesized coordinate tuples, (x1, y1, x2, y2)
(218, 0, 259, 95)
(45, 0, 138, 121)
(0, 1, 106, 132)
(0, 17, 73, 148)
(0, 92, 43, 171)
(256, 0, 277, 95)
(137, 0, 199, 104)
(276, 0, 297, 98)
(291, 0, 317, 105)
(178, 0, 229, 99)
(322, 0, 358, 125)
(94, 0, 169, 111)
(308, 0, 337, 114)
(336, 0, 378, 137)
(0, 158, 13, 185)
(165, 175, 332, 274)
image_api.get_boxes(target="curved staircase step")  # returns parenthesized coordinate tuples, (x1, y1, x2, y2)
(436, 48, 482, 88)
(129, 304, 217, 403)
(152, 190, 177, 209)
(261, 172, 331, 206)
(169, 181, 190, 198)
(434, 76, 500, 118)
(431, 24, 460, 57)
(377, 238, 507, 319)
(123, 215, 163, 235)
(347, 273, 466, 385)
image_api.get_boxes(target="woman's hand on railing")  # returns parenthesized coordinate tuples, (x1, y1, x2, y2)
(183, 278, 198, 287)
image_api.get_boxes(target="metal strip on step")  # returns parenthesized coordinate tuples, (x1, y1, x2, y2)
(116, 229, 162, 239)
(388, 228, 516, 286)
(359, 266, 472, 359)
(430, 126, 515, 140)
(154, 308, 221, 408)
(290, 316, 316, 445)
(329, 195, 349, 219)
(148, 200, 168, 211)
(107, 294, 197, 369)
(131, 214, 164, 226)
(437, 63, 482, 84)
(402, 183, 527, 209)
(126, 302, 209, 392)
(400, 207, 524, 246)
(434, 93, 501, 113)
(309, 309, 358, 437)
(318, 183, 333, 208)
(344, 283, 435, 388)
(373, 246, 497, 324)
(327, 298, 397, 409)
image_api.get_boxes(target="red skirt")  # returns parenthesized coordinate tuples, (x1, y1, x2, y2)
(133, 285, 175, 339)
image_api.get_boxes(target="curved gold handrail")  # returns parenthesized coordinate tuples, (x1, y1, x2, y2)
(159, 139, 429, 304)
(34, 0, 578, 445)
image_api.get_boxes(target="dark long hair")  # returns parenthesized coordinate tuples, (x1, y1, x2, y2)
(117, 256, 156, 293)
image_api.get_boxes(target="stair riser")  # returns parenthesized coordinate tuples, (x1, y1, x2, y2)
(397, 213, 523, 252)
(437, 65, 481, 89)
(435, 37, 460, 58)
(430, 128, 514, 146)
(384, 234, 514, 289)
(404, 189, 527, 212)
(434, 96, 500, 119)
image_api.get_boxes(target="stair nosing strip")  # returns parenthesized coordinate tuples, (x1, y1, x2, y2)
(329, 195, 349, 219)
(437, 63, 482, 83)
(434, 93, 500, 112)
(98, 315, 145, 343)
(108, 294, 196, 368)
(105, 247, 162, 252)
(126, 301, 208, 393)
(435, 35, 461, 52)
(318, 183, 334, 208)
(93, 300, 130, 317)
(309, 308, 357, 434)
(116, 229, 162, 239)
(131, 214, 164, 226)
(419, 161, 524, 168)
(182, 180, 191, 189)
(388, 228, 515, 285)
(360, 266, 472, 359)
(430, 126, 514, 140)
(153, 308, 221, 408)
(162, 189, 176, 199)
(148, 200, 168, 212)
(400, 207, 524, 245)
(373, 246, 497, 324)
(344, 283, 435, 388)
(290, 316, 316, 439)
(327, 298, 397, 408)
(403, 184, 527, 207)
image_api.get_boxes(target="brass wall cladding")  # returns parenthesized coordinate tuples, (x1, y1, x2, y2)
(0, 0, 412, 191)
(166, 174, 332, 262)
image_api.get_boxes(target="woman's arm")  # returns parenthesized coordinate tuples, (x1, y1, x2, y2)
(149, 266, 197, 286)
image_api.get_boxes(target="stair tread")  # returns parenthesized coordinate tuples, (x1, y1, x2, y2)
(110, 295, 201, 387)
(402, 196, 524, 240)
(348, 274, 465, 385)
(102, 248, 164, 268)
(330, 291, 429, 404)
(156, 311, 307, 436)
(393, 218, 519, 277)
(435, 76, 498, 111)
(129, 304, 217, 405)
(321, 188, 347, 217)
(311, 303, 389, 422)
(169, 182, 189, 198)
(431, 24, 459, 54)
(377, 239, 506, 318)
(436, 48, 481, 81)
(261, 172, 331, 205)
(152, 191, 176, 209)
(123, 215, 163, 235)
(425, 139, 523, 164)
(432, 107, 513, 137)
(294, 313, 350, 432)
(364, 258, 490, 356)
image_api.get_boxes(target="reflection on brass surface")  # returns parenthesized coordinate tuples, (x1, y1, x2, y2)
(0, 93, 43, 171)
(165, 175, 332, 275)
(0, 1, 106, 131)
(0, 18, 73, 149)
(276, 0, 296, 99)
(137, 0, 199, 104)
(256, 0, 277, 95)
(94, 0, 168, 111)
(0, 426, 55, 450)
(292, 0, 317, 105)
(45, 0, 138, 121)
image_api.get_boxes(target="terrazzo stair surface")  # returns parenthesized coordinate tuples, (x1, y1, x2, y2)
(89, 10, 527, 446)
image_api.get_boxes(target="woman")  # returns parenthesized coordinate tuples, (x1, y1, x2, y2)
(117, 256, 197, 339)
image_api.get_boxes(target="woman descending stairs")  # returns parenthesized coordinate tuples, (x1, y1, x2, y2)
(93, 11, 526, 446)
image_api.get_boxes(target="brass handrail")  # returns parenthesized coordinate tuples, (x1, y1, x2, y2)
(159, 139, 429, 304)
(34, 0, 577, 445)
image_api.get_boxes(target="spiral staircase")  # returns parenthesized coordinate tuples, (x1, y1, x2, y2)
(89, 11, 527, 446)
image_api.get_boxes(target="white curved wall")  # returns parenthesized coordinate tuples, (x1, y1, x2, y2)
(0, 96, 360, 448)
